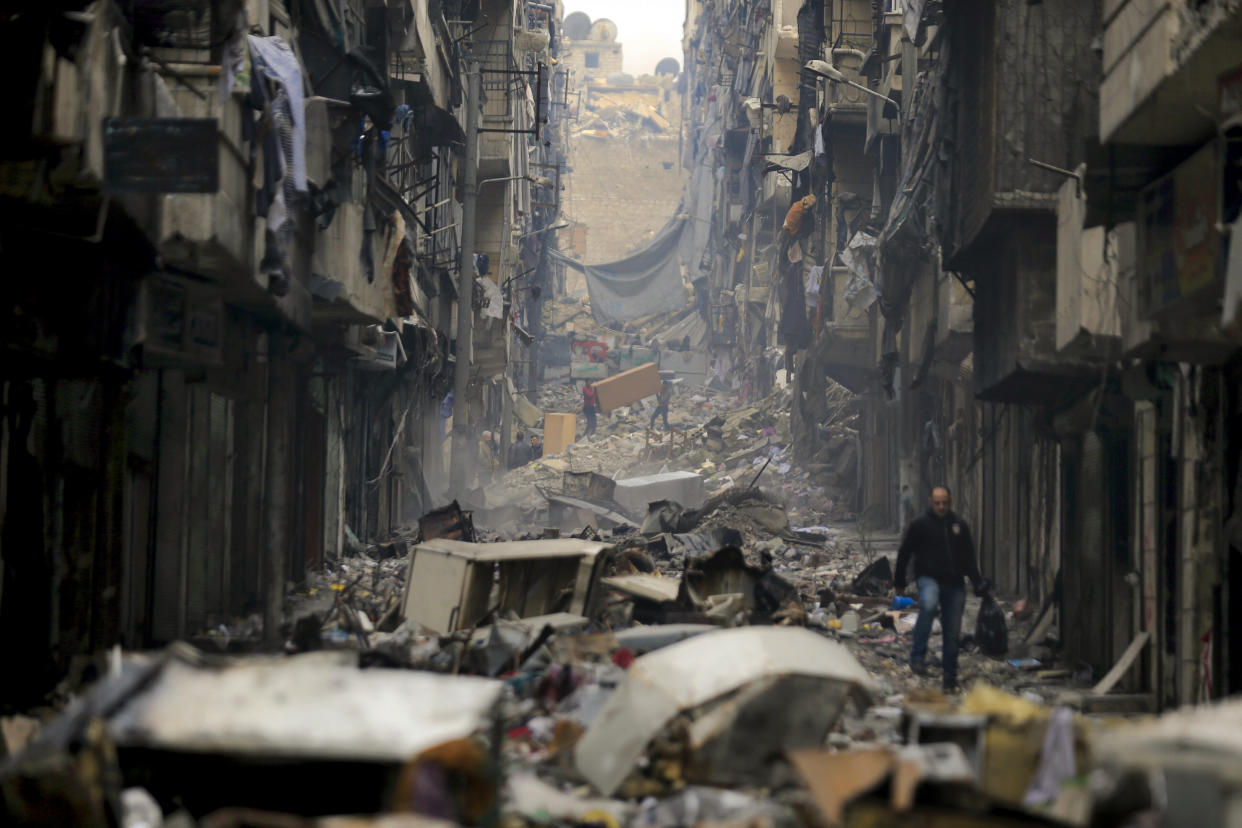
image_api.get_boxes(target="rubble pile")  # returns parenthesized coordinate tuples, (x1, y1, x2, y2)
(1, 434, 1225, 828)
(4, 560, 1230, 828)
(576, 85, 675, 141)
(1, 290, 1214, 828)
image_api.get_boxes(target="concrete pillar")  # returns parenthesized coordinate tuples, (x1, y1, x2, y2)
(323, 372, 345, 560)
(263, 334, 294, 650)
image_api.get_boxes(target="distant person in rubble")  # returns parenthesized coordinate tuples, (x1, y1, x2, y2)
(529, 433, 543, 460)
(508, 431, 530, 469)
(650, 379, 673, 431)
(582, 380, 598, 436)
(894, 486, 989, 693)
(477, 430, 498, 485)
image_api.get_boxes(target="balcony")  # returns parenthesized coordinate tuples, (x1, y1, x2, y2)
(155, 79, 252, 286)
(935, 274, 974, 366)
(141, 68, 311, 329)
(310, 201, 400, 325)
(972, 215, 1100, 404)
(826, 49, 871, 123)
(1101, 0, 1242, 145)
(1111, 151, 1239, 362)
(1055, 178, 1122, 360)
(815, 266, 874, 393)
(1, 6, 124, 220)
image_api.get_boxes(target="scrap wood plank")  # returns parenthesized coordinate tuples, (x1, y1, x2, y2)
(1092, 630, 1150, 695)
(601, 573, 680, 603)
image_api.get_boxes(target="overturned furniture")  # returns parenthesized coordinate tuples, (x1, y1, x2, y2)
(574, 626, 877, 795)
(399, 538, 614, 633)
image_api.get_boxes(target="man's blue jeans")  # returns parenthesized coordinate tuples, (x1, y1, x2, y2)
(910, 576, 966, 684)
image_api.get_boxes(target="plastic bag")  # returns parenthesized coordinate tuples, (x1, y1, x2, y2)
(975, 595, 1009, 656)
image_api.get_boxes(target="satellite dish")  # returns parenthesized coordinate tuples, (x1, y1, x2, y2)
(563, 11, 591, 40)
(655, 57, 680, 76)
(589, 18, 618, 42)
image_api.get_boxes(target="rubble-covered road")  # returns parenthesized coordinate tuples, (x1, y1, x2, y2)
(4, 375, 1235, 828)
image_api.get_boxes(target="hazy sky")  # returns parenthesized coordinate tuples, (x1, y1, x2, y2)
(563, 1, 685, 77)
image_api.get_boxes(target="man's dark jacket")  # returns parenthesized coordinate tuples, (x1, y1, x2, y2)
(894, 509, 983, 590)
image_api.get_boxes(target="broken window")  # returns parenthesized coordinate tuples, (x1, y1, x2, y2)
(585, 51, 599, 68)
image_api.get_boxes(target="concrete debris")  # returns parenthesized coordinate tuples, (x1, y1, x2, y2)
(574, 626, 877, 795)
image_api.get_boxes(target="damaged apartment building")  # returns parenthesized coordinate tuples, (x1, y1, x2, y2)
(682, 0, 1242, 708)
(0, 0, 570, 703)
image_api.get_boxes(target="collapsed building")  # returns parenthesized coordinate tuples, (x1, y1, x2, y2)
(0, 0, 573, 702)
(680, 0, 1242, 708)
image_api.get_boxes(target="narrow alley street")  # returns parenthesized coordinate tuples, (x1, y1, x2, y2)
(3, 0, 1242, 826)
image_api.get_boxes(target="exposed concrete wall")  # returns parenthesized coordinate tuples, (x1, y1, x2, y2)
(562, 38, 624, 82)
(565, 132, 682, 263)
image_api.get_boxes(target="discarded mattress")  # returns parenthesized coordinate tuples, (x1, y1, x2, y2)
(574, 626, 878, 794)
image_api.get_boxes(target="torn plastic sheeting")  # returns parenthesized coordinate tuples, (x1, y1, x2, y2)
(107, 652, 503, 762)
(573, 627, 878, 795)
(840, 231, 879, 311)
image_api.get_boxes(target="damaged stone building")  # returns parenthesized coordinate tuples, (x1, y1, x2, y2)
(559, 14, 684, 281)
(682, 0, 1242, 708)
(0, 0, 570, 702)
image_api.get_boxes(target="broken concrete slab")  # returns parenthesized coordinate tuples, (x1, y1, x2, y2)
(614, 470, 705, 514)
(400, 538, 613, 633)
(107, 651, 503, 763)
(573, 626, 877, 795)
(540, 490, 638, 530)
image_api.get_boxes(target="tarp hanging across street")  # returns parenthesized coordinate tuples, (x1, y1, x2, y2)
(549, 87, 720, 326)
(550, 215, 689, 324)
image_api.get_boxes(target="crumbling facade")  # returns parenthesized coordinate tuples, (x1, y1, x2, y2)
(559, 15, 684, 288)
(0, 0, 568, 702)
(683, 0, 1242, 707)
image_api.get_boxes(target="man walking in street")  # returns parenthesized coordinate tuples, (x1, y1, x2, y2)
(582, 380, 598, 437)
(650, 379, 673, 431)
(894, 486, 987, 692)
